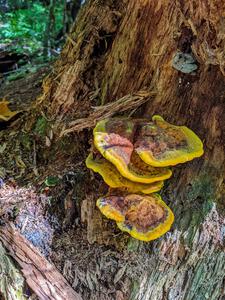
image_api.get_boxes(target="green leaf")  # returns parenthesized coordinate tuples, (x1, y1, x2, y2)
(44, 176, 60, 187)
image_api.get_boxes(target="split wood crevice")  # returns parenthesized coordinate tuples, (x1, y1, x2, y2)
(60, 90, 156, 136)
(0, 223, 82, 300)
(86, 116, 204, 242)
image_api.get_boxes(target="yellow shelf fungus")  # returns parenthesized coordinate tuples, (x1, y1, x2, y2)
(97, 193, 174, 242)
(93, 119, 172, 183)
(135, 115, 204, 167)
(88, 116, 204, 242)
(96, 195, 125, 222)
(86, 153, 164, 194)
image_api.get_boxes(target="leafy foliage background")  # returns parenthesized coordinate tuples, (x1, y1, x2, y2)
(0, 1, 64, 58)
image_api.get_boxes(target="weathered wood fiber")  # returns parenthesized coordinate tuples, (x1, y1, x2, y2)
(0, 223, 82, 300)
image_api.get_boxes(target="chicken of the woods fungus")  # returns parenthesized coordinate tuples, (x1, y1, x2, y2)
(97, 193, 174, 242)
(86, 152, 164, 194)
(135, 115, 204, 167)
(93, 118, 172, 183)
(86, 116, 204, 241)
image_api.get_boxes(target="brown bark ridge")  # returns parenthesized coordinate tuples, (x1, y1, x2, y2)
(34, 0, 225, 299)
(0, 223, 82, 300)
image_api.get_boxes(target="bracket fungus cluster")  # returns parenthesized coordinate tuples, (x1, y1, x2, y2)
(86, 116, 204, 242)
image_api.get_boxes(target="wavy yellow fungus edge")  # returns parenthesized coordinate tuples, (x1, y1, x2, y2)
(86, 153, 164, 194)
(96, 197, 125, 222)
(137, 115, 204, 167)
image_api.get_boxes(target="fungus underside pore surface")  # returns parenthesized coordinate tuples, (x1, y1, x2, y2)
(86, 152, 164, 194)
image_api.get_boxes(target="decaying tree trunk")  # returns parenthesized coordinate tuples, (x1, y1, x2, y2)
(31, 0, 225, 299)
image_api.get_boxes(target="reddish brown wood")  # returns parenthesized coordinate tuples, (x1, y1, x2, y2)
(0, 223, 82, 300)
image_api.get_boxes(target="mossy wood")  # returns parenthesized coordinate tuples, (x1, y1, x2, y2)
(24, 0, 225, 299)
(0, 242, 26, 300)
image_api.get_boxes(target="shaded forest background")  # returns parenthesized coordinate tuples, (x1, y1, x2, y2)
(0, 0, 82, 78)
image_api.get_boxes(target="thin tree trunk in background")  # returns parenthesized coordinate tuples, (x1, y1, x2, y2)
(63, 0, 67, 35)
(71, 0, 82, 21)
(34, 0, 225, 299)
(43, 0, 56, 59)
(63, 0, 82, 34)
(49, 0, 56, 52)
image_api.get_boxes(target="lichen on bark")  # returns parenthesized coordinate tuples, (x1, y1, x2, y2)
(0, 242, 26, 300)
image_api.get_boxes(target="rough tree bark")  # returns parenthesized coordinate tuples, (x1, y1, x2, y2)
(33, 0, 224, 299)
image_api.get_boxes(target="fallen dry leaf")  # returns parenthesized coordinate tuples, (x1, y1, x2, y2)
(0, 101, 19, 121)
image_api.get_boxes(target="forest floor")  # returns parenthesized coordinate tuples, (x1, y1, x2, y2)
(0, 68, 153, 300)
